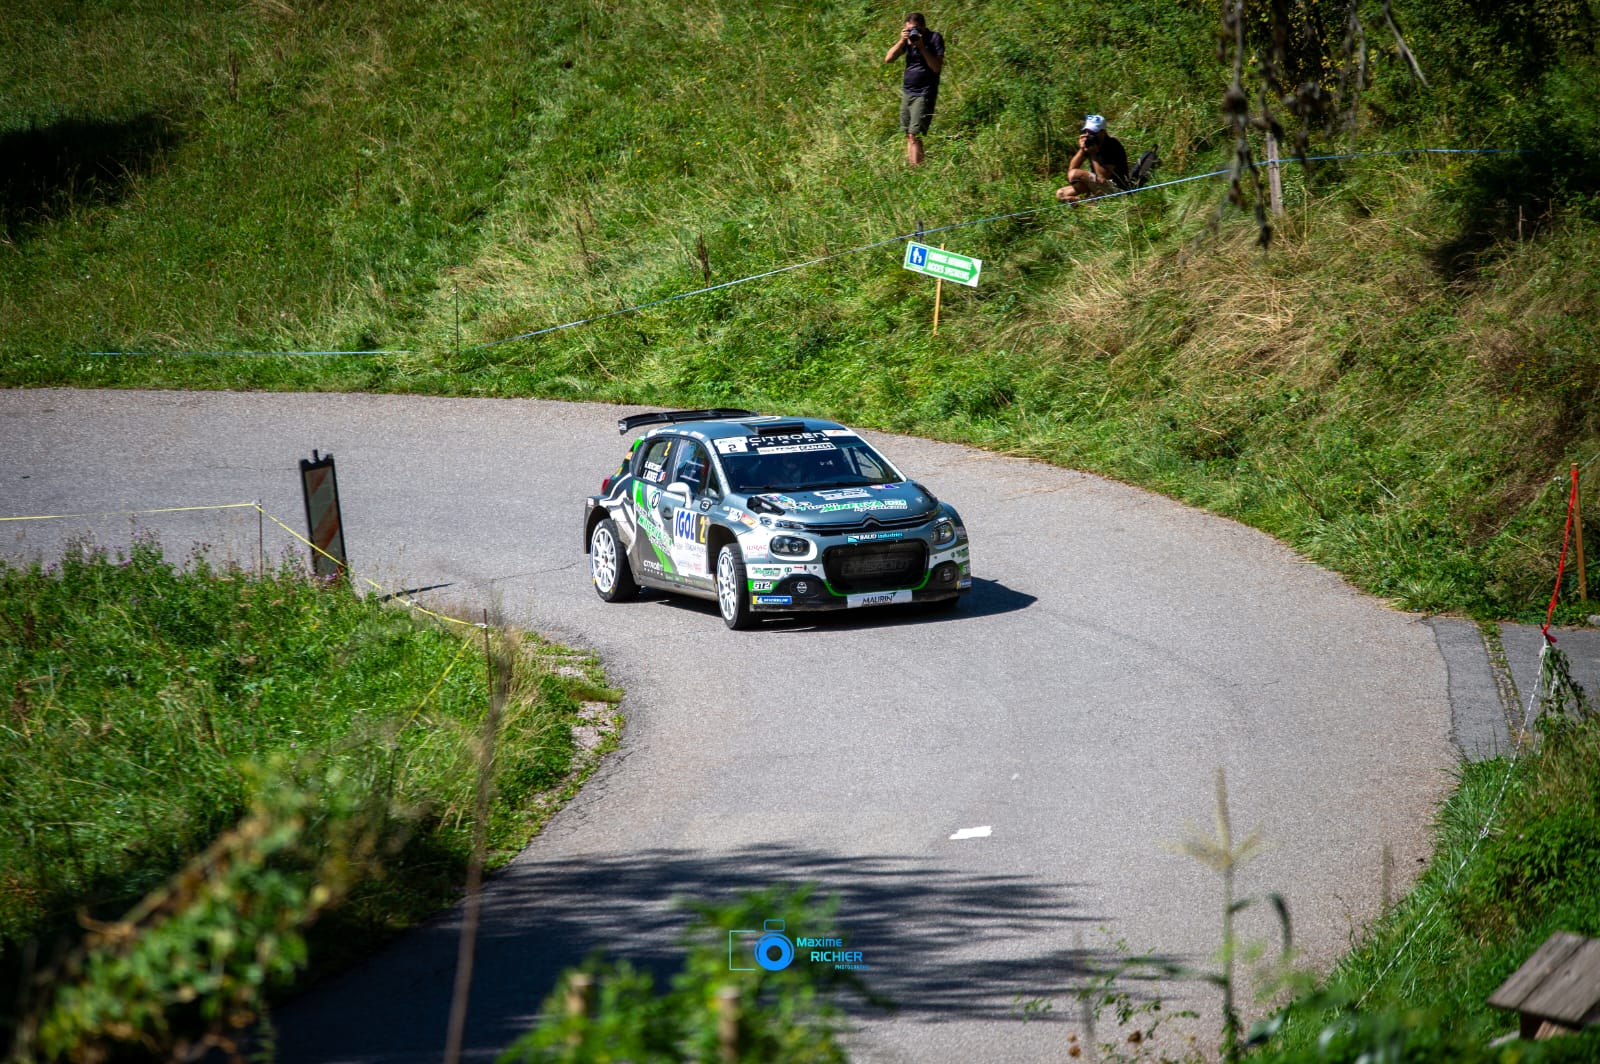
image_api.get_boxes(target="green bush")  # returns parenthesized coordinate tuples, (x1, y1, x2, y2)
(501, 888, 866, 1064)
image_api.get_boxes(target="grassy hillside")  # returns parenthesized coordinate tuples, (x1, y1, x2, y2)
(3, 0, 1599, 618)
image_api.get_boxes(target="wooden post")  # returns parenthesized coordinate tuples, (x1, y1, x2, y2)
(443, 613, 506, 1064)
(932, 244, 945, 335)
(716, 986, 741, 1063)
(1575, 463, 1587, 602)
(1265, 132, 1283, 217)
(565, 972, 594, 1047)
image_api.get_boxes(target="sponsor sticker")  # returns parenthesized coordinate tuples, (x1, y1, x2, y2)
(848, 531, 905, 544)
(757, 442, 836, 456)
(749, 580, 775, 592)
(674, 509, 709, 546)
(755, 595, 793, 606)
(637, 510, 672, 552)
(714, 436, 749, 455)
(818, 498, 909, 514)
(816, 488, 871, 501)
(846, 589, 913, 609)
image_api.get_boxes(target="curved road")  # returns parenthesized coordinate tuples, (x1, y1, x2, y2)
(1, 390, 1454, 1062)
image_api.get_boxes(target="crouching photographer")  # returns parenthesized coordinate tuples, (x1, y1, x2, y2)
(1056, 114, 1129, 203)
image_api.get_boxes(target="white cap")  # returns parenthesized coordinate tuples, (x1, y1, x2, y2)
(1083, 114, 1107, 132)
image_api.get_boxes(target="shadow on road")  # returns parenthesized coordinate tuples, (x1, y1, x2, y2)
(276, 843, 1143, 1063)
(641, 576, 1037, 633)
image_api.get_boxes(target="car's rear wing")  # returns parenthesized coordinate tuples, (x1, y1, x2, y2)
(617, 408, 758, 434)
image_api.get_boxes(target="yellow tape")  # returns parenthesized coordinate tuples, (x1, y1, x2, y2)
(254, 505, 482, 630)
(3, 496, 482, 631)
(0, 502, 260, 522)
(400, 633, 481, 732)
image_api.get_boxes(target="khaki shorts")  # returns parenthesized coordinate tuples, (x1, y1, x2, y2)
(900, 91, 937, 136)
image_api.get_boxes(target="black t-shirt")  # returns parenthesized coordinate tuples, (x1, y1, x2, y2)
(902, 30, 944, 95)
(1094, 134, 1130, 187)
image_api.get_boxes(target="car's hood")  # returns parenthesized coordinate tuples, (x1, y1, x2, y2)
(747, 482, 936, 525)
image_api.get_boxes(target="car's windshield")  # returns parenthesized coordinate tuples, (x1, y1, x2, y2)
(716, 433, 903, 494)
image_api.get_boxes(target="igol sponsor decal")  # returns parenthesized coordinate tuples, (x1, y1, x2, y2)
(674, 509, 709, 545)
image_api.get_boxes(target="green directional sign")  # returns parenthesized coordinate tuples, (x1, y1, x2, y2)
(903, 242, 982, 287)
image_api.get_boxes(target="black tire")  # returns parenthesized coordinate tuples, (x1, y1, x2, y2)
(715, 543, 755, 630)
(589, 518, 639, 602)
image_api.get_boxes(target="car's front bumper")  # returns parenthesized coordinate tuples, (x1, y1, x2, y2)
(743, 541, 970, 612)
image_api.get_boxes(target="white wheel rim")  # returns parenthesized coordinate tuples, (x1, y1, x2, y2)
(592, 527, 617, 592)
(717, 549, 739, 619)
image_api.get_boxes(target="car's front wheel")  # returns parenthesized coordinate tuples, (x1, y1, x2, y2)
(590, 518, 638, 602)
(716, 543, 755, 630)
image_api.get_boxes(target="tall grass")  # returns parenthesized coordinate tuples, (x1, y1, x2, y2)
(0, 536, 622, 1055)
(1250, 691, 1600, 1061)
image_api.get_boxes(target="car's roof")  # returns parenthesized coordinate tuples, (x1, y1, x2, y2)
(636, 413, 853, 442)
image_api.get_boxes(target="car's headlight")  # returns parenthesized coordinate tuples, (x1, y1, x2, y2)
(932, 518, 956, 546)
(770, 535, 810, 557)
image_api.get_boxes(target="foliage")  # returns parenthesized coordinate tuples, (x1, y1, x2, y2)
(12, 758, 377, 1062)
(1167, 769, 1294, 1063)
(499, 887, 868, 1064)
(1250, 713, 1600, 1061)
(0, 538, 621, 1057)
(1015, 929, 1198, 1063)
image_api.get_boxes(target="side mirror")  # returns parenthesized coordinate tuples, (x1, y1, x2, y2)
(665, 482, 693, 503)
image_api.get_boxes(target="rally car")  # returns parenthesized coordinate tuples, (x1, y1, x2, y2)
(582, 409, 971, 629)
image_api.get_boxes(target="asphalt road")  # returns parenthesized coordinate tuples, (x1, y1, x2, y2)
(1, 389, 1461, 1062)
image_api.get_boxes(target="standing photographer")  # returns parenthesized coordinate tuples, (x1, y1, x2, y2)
(883, 12, 944, 166)
(1056, 114, 1129, 202)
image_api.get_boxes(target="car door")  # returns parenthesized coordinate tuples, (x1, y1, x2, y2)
(628, 436, 679, 587)
(662, 439, 717, 589)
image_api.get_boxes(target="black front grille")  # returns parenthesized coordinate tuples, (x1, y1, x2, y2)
(823, 542, 928, 592)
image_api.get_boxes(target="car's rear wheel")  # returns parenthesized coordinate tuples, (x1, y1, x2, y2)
(716, 543, 755, 630)
(590, 518, 638, 602)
